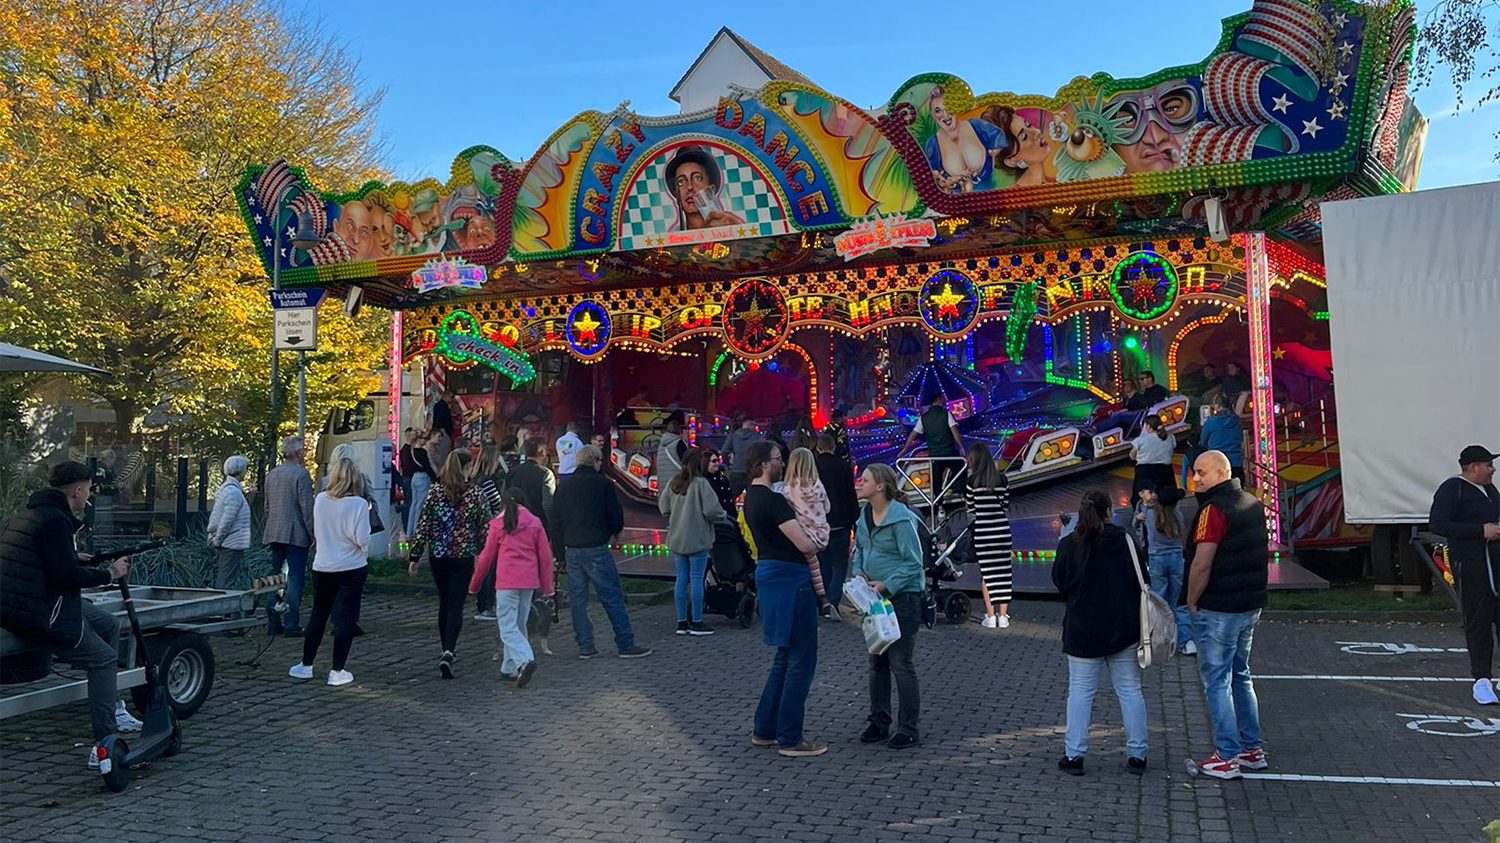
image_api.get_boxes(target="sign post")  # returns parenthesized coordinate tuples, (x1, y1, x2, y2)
(270, 289, 327, 437)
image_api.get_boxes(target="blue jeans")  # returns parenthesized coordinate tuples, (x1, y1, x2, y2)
(565, 546, 635, 654)
(1065, 648, 1147, 759)
(268, 543, 309, 633)
(406, 472, 431, 539)
(494, 588, 534, 675)
(673, 551, 709, 623)
(818, 527, 852, 608)
(753, 579, 819, 748)
(1147, 548, 1194, 647)
(1195, 608, 1263, 758)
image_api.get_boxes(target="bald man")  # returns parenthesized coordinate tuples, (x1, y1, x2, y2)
(1183, 449, 1270, 780)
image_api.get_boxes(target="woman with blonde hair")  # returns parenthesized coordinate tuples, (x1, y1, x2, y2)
(289, 457, 370, 687)
(409, 450, 494, 678)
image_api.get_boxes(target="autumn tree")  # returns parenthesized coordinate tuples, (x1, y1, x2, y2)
(0, 0, 390, 458)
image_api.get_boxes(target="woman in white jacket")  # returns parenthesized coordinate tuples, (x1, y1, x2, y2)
(206, 455, 252, 589)
(290, 457, 371, 687)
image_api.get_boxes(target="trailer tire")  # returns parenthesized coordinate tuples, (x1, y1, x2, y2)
(132, 632, 214, 720)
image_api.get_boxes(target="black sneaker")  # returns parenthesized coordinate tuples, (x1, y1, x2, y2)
(1058, 756, 1085, 776)
(886, 733, 919, 750)
(689, 622, 715, 636)
(860, 723, 889, 743)
(578, 650, 597, 660)
(284, 627, 305, 638)
(676, 621, 690, 635)
(1127, 757, 1147, 775)
(617, 646, 653, 659)
(516, 660, 536, 689)
(439, 651, 454, 679)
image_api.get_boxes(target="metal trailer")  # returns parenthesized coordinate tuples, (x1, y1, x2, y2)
(0, 585, 265, 722)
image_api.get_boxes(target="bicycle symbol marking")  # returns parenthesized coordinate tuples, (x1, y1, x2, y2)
(1337, 642, 1468, 656)
(1396, 714, 1500, 737)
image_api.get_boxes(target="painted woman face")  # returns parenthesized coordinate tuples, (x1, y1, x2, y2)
(1006, 114, 1051, 166)
(931, 96, 957, 131)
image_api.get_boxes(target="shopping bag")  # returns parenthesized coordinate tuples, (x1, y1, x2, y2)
(861, 598, 902, 655)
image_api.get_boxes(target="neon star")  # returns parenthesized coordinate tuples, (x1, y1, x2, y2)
(572, 310, 603, 344)
(1127, 272, 1161, 303)
(929, 283, 965, 319)
(740, 298, 767, 335)
(1271, 94, 1293, 114)
(1301, 118, 1324, 138)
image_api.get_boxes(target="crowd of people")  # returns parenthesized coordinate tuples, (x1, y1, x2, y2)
(4, 383, 1496, 780)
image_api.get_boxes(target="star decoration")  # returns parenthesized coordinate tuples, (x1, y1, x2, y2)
(1126, 272, 1163, 303)
(247, 195, 257, 206)
(1301, 117, 1324, 138)
(1271, 94, 1293, 114)
(571, 311, 603, 344)
(263, 236, 272, 247)
(253, 213, 263, 224)
(739, 298, 767, 336)
(1337, 41, 1354, 62)
(1331, 10, 1348, 29)
(1328, 71, 1349, 95)
(1326, 100, 1347, 121)
(1272, 347, 1286, 360)
(929, 283, 965, 319)
(285, 225, 295, 237)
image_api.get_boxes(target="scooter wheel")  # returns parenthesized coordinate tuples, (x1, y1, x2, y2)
(100, 740, 131, 793)
(163, 722, 183, 758)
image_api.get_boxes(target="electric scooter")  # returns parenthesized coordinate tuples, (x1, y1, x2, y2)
(92, 540, 182, 792)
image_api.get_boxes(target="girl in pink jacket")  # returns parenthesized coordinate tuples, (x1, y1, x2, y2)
(469, 488, 554, 688)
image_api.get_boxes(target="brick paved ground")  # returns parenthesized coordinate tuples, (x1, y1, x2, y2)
(1, 594, 1493, 842)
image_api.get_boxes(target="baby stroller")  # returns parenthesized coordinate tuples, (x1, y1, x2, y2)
(705, 520, 758, 628)
(924, 516, 973, 624)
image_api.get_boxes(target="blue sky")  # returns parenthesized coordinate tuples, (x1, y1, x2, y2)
(313, 0, 1497, 190)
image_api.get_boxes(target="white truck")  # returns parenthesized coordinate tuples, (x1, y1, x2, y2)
(1321, 181, 1500, 583)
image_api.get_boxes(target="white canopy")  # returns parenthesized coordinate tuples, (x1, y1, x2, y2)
(0, 342, 108, 375)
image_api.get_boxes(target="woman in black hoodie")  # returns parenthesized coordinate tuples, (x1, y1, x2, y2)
(1051, 489, 1149, 776)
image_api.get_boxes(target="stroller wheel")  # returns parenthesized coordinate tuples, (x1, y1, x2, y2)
(943, 591, 972, 624)
(737, 594, 757, 629)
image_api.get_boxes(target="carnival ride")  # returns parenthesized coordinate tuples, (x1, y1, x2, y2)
(237, 0, 1424, 578)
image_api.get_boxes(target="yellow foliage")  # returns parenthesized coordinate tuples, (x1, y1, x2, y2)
(0, 0, 390, 455)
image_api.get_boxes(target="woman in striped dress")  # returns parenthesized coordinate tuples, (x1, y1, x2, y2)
(964, 446, 1013, 628)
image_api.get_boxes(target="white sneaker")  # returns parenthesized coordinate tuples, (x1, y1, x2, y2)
(1474, 678, 1499, 705)
(113, 701, 143, 732)
(997, 615, 1011, 629)
(1182, 640, 1198, 656)
(327, 670, 354, 687)
(288, 663, 313, 680)
(981, 615, 998, 629)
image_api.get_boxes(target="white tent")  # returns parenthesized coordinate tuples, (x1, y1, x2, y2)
(0, 342, 107, 375)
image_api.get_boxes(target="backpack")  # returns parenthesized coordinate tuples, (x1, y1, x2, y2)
(1125, 537, 1177, 667)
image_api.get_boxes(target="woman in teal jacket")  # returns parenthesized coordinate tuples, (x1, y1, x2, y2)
(852, 463, 926, 749)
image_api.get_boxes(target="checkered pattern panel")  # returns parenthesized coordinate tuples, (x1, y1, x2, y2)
(617, 148, 788, 251)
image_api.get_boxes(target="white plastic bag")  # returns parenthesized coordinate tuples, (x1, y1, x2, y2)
(842, 578, 882, 615)
(861, 598, 902, 655)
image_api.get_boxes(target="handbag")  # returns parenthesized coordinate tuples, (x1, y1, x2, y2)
(365, 492, 385, 534)
(1126, 537, 1177, 668)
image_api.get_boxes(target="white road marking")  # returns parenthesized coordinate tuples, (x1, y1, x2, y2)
(1336, 642, 1467, 656)
(1256, 674, 1471, 682)
(1243, 773, 1500, 787)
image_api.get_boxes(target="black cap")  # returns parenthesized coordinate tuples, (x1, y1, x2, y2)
(1157, 485, 1184, 507)
(1459, 445, 1499, 466)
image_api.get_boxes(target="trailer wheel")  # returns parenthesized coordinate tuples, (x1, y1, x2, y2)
(132, 632, 214, 720)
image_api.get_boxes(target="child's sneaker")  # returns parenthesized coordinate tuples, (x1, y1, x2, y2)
(1234, 747, 1268, 770)
(288, 663, 313, 680)
(1191, 751, 1242, 780)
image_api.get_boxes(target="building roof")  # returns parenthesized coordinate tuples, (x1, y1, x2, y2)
(668, 27, 820, 103)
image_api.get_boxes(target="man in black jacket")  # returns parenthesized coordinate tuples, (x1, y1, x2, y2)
(1183, 450, 1269, 780)
(1428, 444, 1500, 705)
(1, 462, 135, 763)
(814, 433, 857, 608)
(551, 446, 651, 659)
(505, 439, 556, 533)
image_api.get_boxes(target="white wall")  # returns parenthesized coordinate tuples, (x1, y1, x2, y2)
(674, 35, 769, 114)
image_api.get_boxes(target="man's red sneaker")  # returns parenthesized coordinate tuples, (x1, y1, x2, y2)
(1234, 747, 1268, 770)
(1190, 751, 1242, 780)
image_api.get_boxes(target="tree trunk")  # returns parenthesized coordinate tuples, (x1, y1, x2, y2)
(107, 397, 137, 445)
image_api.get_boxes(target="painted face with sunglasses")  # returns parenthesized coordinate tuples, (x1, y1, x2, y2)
(1108, 80, 1200, 173)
